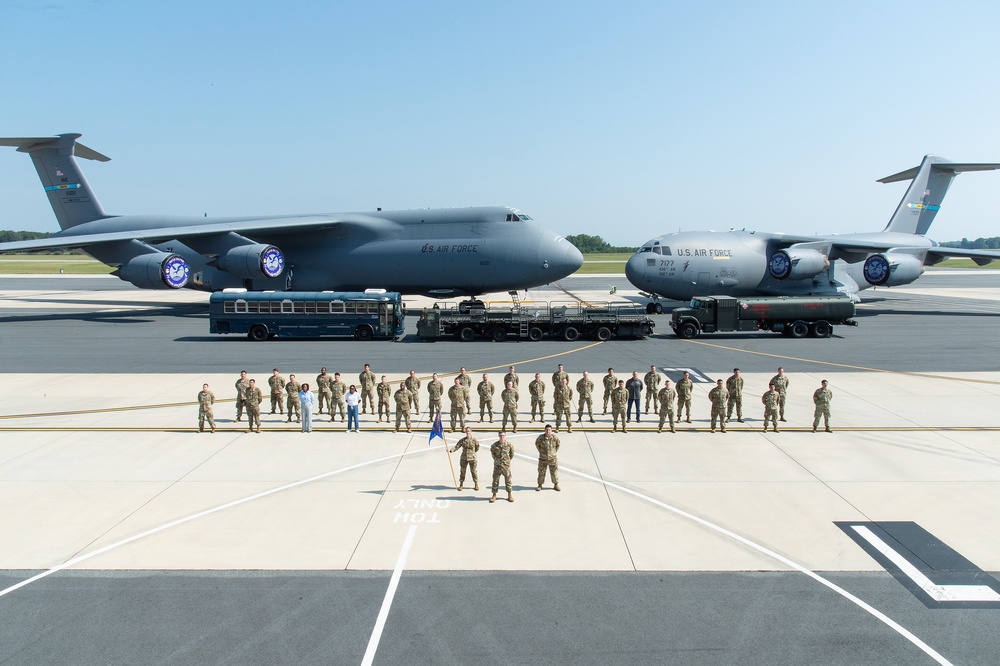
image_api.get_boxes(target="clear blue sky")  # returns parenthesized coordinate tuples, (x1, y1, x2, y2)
(2, 0, 999, 246)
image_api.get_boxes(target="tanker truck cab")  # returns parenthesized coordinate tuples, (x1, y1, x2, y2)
(671, 295, 856, 339)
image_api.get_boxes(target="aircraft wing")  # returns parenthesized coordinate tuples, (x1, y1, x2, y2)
(772, 234, 1000, 265)
(0, 215, 347, 252)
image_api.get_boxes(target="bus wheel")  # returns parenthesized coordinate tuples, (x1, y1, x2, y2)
(812, 321, 832, 338)
(491, 326, 508, 342)
(563, 326, 580, 342)
(248, 324, 269, 341)
(788, 321, 809, 338)
(459, 327, 476, 342)
(528, 327, 543, 341)
(595, 326, 612, 341)
(355, 325, 375, 341)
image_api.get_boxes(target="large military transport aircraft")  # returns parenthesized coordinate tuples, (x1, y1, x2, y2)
(626, 155, 1000, 312)
(0, 134, 583, 296)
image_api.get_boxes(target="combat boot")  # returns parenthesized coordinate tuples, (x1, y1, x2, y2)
(554, 484, 561, 491)
(507, 494, 514, 502)
(474, 483, 480, 491)
(622, 427, 628, 433)
(458, 485, 463, 491)
(589, 418, 595, 423)
(812, 426, 817, 432)
(825, 427, 832, 433)
(670, 426, 676, 433)
(535, 486, 541, 491)
(774, 426, 780, 432)
(489, 494, 496, 503)
(657, 427, 662, 433)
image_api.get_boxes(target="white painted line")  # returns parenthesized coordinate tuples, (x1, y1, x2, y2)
(361, 524, 418, 666)
(523, 456, 956, 666)
(0, 448, 431, 600)
(851, 526, 1000, 603)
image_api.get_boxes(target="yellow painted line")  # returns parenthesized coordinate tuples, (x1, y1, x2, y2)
(681, 339, 1000, 386)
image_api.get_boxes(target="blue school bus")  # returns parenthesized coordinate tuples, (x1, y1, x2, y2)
(209, 290, 404, 341)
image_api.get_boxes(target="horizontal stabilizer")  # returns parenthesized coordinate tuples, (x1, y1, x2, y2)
(0, 135, 110, 161)
(878, 161, 1000, 183)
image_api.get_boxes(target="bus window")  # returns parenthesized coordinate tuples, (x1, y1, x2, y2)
(246, 301, 259, 313)
(235, 299, 248, 313)
(345, 302, 356, 314)
(224, 301, 236, 314)
(331, 301, 344, 313)
(304, 301, 316, 314)
(293, 301, 305, 314)
(316, 301, 329, 313)
(281, 300, 293, 314)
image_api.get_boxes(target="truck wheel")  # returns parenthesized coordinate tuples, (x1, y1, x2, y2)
(528, 327, 543, 341)
(788, 321, 809, 338)
(595, 326, 612, 341)
(355, 325, 375, 341)
(677, 322, 698, 339)
(811, 321, 832, 338)
(563, 326, 580, 342)
(248, 324, 268, 341)
(491, 326, 508, 342)
(459, 327, 475, 342)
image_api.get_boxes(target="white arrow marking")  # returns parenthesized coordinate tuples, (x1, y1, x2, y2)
(851, 526, 1000, 603)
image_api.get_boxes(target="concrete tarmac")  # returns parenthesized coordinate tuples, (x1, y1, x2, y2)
(1, 271, 999, 665)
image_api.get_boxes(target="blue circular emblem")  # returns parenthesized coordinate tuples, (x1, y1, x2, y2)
(260, 246, 285, 278)
(768, 251, 791, 279)
(863, 254, 889, 285)
(162, 255, 190, 289)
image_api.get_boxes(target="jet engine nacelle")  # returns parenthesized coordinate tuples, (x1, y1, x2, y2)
(215, 244, 285, 280)
(768, 248, 830, 280)
(862, 252, 924, 286)
(118, 253, 190, 289)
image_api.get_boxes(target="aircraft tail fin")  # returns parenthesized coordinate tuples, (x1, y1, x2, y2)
(0, 133, 110, 229)
(878, 155, 1000, 235)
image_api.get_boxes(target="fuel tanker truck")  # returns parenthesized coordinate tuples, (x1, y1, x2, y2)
(670, 295, 857, 339)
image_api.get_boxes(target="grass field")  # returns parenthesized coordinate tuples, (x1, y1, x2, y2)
(0, 255, 114, 274)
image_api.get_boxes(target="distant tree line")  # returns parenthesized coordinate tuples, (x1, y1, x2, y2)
(0, 230, 82, 254)
(564, 234, 637, 253)
(941, 237, 1000, 250)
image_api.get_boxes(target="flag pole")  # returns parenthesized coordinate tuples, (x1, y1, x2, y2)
(440, 411, 458, 489)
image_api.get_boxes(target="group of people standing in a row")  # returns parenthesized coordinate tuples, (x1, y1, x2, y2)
(195, 364, 834, 434)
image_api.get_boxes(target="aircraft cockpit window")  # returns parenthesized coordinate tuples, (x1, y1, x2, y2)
(517, 214, 532, 221)
(505, 214, 515, 222)
(639, 247, 652, 253)
(652, 246, 662, 255)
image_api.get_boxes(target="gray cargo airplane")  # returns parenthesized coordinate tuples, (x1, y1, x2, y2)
(626, 155, 1000, 312)
(0, 134, 582, 295)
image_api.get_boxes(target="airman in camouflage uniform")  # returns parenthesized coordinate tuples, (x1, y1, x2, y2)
(490, 430, 515, 503)
(394, 382, 412, 433)
(709, 379, 729, 433)
(198, 383, 215, 433)
(643, 365, 661, 414)
(448, 377, 467, 432)
(405, 370, 421, 413)
(657, 380, 677, 433)
(535, 424, 561, 491)
(285, 374, 301, 422)
(501, 381, 519, 432)
(315, 368, 333, 414)
(762, 383, 780, 432)
(457, 367, 472, 412)
(268, 368, 286, 415)
(725, 368, 744, 423)
(611, 379, 628, 432)
(769, 367, 789, 422)
(451, 427, 480, 491)
(529, 373, 546, 422)
(426, 372, 444, 418)
(676, 371, 693, 423)
(812, 380, 833, 432)
(330, 373, 347, 422)
(245, 379, 263, 433)
(503, 365, 519, 390)
(551, 364, 569, 408)
(554, 378, 574, 432)
(477, 374, 495, 423)
(234, 370, 249, 421)
(576, 371, 595, 423)
(376, 375, 392, 422)
(359, 363, 377, 414)
(602, 367, 616, 415)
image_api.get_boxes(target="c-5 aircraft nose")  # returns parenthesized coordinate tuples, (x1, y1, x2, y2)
(542, 238, 583, 280)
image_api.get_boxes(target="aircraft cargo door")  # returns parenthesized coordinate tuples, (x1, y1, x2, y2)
(695, 272, 712, 296)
